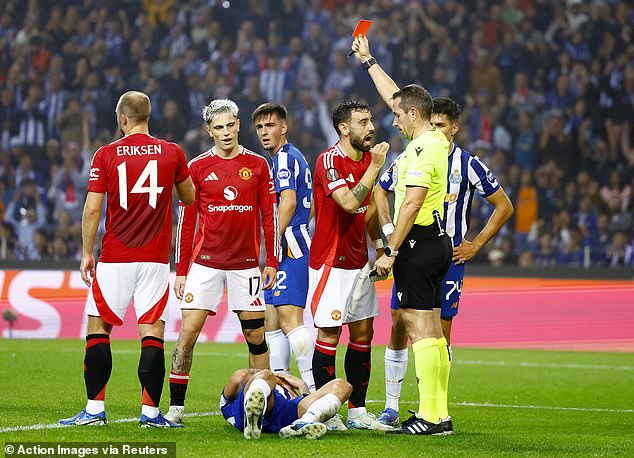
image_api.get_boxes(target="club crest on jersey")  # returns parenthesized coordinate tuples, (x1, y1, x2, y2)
(184, 293, 194, 303)
(239, 167, 252, 180)
(331, 310, 342, 321)
(223, 186, 238, 201)
(277, 168, 291, 180)
(449, 168, 462, 184)
(486, 170, 498, 186)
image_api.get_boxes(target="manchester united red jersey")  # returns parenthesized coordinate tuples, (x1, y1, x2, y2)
(309, 142, 372, 270)
(175, 146, 280, 274)
(87, 132, 190, 263)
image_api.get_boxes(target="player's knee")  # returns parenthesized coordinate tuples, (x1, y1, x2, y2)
(241, 317, 265, 337)
(317, 326, 341, 344)
(332, 378, 353, 400)
(278, 313, 302, 335)
(246, 338, 268, 356)
(179, 319, 204, 343)
(242, 319, 267, 355)
(254, 368, 274, 381)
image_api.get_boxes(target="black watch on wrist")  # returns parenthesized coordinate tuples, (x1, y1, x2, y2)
(384, 246, 398, 257)
(362, 57, 377, 70)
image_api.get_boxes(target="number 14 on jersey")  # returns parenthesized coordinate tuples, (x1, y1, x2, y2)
(117, 160, 164, 210)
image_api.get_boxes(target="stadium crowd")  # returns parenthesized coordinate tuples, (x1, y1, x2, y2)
(0, 0, 632, 267)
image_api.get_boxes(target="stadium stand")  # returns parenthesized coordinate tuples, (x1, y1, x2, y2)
(0, 0, 632, 267)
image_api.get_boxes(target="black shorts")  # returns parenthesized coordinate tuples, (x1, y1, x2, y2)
(393, 224, 452, 311)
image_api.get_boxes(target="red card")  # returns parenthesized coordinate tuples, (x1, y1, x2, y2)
(351, 20, 372, 37)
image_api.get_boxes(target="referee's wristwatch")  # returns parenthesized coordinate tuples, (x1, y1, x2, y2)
(362, 57, 377, 70)
(384, 246, 398, 257)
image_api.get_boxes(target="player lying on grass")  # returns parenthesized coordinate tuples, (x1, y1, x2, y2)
(220, 368, 352, 439)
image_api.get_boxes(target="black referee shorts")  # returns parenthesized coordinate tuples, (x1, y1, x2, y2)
(393, 223, 452, 311)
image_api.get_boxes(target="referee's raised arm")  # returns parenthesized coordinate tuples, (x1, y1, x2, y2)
(351, 35, 399, 108)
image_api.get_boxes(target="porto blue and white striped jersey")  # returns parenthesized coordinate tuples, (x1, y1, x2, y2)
(379, 145, 500, 246)
(444, 145, 500, 245)
(273, 143, 312, 259)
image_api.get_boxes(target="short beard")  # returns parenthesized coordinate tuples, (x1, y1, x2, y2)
(350, 133, 372, 152)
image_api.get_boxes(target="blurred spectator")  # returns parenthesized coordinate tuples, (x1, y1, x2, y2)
(4, 178, 46, 260)
(514, 111, 537, 170)
(514, 170, 538, 242)
(606, 231, 633, 267)
(157, 99, 187, 143)
(260, 53, 290, 104)
(534, 231, 557, 267)
(600, 170, 631, 213)
(13, 83, 47, 153)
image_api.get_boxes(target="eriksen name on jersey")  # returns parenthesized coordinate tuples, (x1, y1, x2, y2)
(116, 144, 163, 156)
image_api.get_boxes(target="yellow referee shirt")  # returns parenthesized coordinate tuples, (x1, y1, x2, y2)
(394, 128, 449, 226)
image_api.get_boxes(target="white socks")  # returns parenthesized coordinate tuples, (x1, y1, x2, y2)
(86, 399, 105, 415)
(266, 329, 290, 373)
(298, 393, 341, 423)
(287, 325, 316, 391)
(384, 347, 408, 411)
(347, 407, 367, 419)
(244, 378, 272, 406)
(141, 405, 159, 419)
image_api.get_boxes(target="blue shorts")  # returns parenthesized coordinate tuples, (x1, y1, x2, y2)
(264, 254, 309, 308)
(221, 386, 304, 433)
(440, 262, 464, 319)
(390, 262, 464, 319)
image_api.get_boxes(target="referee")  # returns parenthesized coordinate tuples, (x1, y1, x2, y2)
(352, 35, 452, 435)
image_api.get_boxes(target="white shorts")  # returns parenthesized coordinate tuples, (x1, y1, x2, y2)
(308, 263, 379, 328)
(85, 262, 170, 326)
(180, 263, 266, 314)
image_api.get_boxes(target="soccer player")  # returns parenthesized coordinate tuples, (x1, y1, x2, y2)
(252, 103, 316, 392)
(374, 98, 514, 430)
(165, 99, 280, 424)
(220, 368, 351, 440)
(59, 91, 195, 428)
(352, 35, 453, 435)
(309, 100, 391, 431)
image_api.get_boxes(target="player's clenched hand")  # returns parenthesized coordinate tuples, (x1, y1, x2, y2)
(174, 275, 187, 299)
(453, 239, 479, 264)
(80, 254, 95, 287)
(370, 141, 389, 168)
(351, 35, 372, 62)
(262, 266, 276, 290)
(373, 254, 395, 278)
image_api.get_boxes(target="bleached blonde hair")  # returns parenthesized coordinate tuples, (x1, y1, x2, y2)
(202, 99, 239, 123)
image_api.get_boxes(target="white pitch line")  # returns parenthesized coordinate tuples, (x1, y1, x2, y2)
(0, 411, 219, 434)
(365, 400, 634, 414)
(455, 360, 634, 371)
(452, 402, 634, 414)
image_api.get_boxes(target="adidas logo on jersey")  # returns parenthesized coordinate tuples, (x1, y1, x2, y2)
(346, 173, 355, 183)
(204, 171, 219, 181)
(249, 297, 263, 307)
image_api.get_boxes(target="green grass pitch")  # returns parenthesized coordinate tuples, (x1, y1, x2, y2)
(1, 339, 633, 457)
